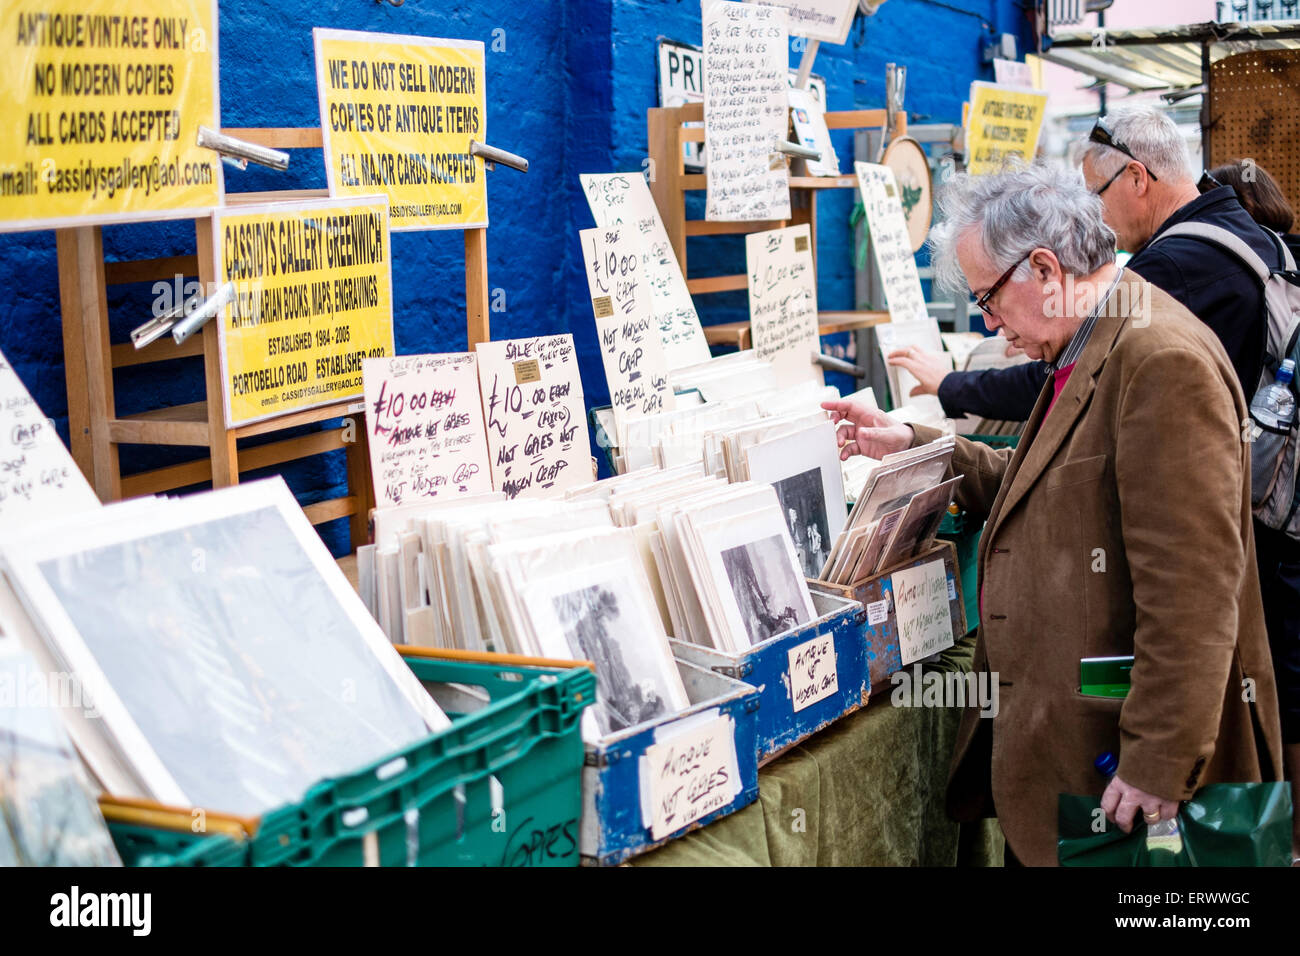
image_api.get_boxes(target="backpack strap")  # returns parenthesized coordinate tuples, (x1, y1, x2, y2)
(1149, 221, 1274, 286)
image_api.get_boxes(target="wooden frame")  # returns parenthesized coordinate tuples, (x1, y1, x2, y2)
(55, 128, 495, 549)
(646, 103, 901, 350)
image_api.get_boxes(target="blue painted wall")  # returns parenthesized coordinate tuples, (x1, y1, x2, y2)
(0, 0, 1032, 555)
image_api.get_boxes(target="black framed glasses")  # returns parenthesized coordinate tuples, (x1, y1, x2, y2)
(1088, 118, 1159, 189)
(974, 252, 1030, 316)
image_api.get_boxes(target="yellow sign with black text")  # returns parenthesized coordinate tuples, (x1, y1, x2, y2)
(965, 81, 1049, 176)
(0, 0, 221, 231)
(313, 28, 487, 231)
(213, 196, 395, 428)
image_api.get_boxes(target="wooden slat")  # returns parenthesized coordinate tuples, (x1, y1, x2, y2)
(55, 229, 94, 482)
(103, 255, 199, 286)
(76, 227, 122, 499)
(234, 399, 363, 438)
(824, 109, 889, 130)
(108, 403, 210, 445)
(221, 127, 323, 149)
(681, 174, 706, 191)
(303, 496, 357, 525)
(686, 273, 748, 295)
(225, 189, 329, 205)
(120, 458, 212, 498)
(647, 107, 687, 273)
(818, 310, 891, 330)
(683, 219, 786, 236)
(701, 321, 752, 350)
(465, 227, 490, 346)
(679, 102, 704, 122)
(788, 175, 859, 189)
(343, 413, 373, 550)
(681, 127, 706, 143)
(111, 336, 204, 369)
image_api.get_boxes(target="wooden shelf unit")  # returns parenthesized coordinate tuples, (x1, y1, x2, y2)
(56, 127, 495, 550)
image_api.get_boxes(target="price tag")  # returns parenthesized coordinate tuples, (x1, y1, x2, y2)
(787, 635, 838, 712)
(947, 575, 957, 602)
(867, 598, 890, 626)
(642, 715, 741, 841)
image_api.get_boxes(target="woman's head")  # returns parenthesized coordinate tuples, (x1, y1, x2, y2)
(1208, 161, 1295, 233)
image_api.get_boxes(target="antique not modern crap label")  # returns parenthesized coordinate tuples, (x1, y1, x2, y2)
(643, 715, 742, 840)
(892, 559, 954, 665)
(787, 634, 838, 712)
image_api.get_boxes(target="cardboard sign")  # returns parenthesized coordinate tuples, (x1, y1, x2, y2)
(362, 353, 493, 508)
(212, 195, 394, 428)
(787, 635, 838, 712)
(854, 162, 929, 323)
(747, 0, 857, 44)
(578, 226, 675, 443)
(703, 1, 790, 222)
(580, 173, 711, 369)
(965, 81, 1048, 176)
(892, 559, 954, 665)
(745, 224, 823, 388)
(0, 348, 99, 527)
(475, 334, 589, 500)
(642, 714, 741, 840)
(314, 28, 487, 231)
(0, 0, 221, 232)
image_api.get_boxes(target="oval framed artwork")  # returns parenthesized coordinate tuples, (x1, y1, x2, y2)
(882, 137, 933, 253)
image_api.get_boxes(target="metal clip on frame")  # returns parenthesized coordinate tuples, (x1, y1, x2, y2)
(776, 140, 823, 162)
(196, 126, 290, 171)
(468, 140, 529, 173)
(170, 282, 236, 345)
(815, 352, 868, 379)
(130, 294, 196, 349)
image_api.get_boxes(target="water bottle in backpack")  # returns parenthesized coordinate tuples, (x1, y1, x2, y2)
(1250, 359, 1297, 516)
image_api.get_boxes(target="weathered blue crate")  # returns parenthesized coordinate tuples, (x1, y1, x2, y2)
(670, 591, 866, 765)
(580, 658, 760, 866)
(810, 542, 966, 694)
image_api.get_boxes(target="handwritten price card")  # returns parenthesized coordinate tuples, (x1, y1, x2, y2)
(0, 348, 98, 529)
(642, 714, 742, 840)
(745, 224, 823, 388)
(475, 334, 589, 500)
(891, 559, 954, 665)
(580, 173, 710, 369)
(579, 225, 675, 446)
(786, 634, 838, 713)
(362, 353, 492, 508)
(854, 162, 928, 323)
(703, 1, 790, 222)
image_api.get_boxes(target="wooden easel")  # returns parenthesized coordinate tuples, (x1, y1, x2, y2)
(56, 127, 494, 550)
(646, 103, 903, 350)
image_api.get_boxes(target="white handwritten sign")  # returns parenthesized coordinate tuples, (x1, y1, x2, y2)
(579, 226, 676, 447)
(643, 714, 742, 840)
(746, 224, 824, 388)
(704, 1, 791, 222)
(580, 173, 711, 370)
(892, 559, 954, 665)
(0, 349, 98, 530)
(854, 162, 929, 323)
(787, 634, 838, 712)
(475, 334, 589, 500)
(363, 353, 493, 508)
(747, 0, 857, 43)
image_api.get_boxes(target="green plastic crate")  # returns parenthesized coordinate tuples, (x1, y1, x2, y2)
(108, 655, 595, 867)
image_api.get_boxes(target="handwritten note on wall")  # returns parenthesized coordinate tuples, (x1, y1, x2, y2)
(642, 714, 742, 840)
(745, 224, 824, 388)
(363, 353, 493, 508)
(704, 1, 791, 222)
(854, 162, 929, 323)
(891, 559, 955, 665)
(0, 349, 98, 530)
(475, 335, 589, 500)
(579, 226, 675, 446)
(787, 635, 838, 713)
(580, 173, 711, 369)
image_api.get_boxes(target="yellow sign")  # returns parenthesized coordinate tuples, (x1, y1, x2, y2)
(0, 0, 221, 232)
(213, 196, 395, 428)
(965, 81, 1049, 176)
(313, 28, 487, 231)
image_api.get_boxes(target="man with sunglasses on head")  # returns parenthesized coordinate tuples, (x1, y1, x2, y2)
(891, 107, 1281, 419)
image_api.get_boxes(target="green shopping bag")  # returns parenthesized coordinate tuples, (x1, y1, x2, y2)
(1058, 783, 1293, 866)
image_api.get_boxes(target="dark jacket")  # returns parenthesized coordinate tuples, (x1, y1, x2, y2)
(937, 186, 1282, 418)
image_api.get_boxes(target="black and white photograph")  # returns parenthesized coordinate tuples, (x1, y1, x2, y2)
(721, 532, 813, 645)
(772, 467, 832, 578)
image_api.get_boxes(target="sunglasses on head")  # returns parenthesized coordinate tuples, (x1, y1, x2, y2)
(1198, 169, 1223, 194)
(1089, 118, 1159, 193)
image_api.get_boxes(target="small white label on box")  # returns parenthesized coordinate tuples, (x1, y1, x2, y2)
(787, 635, 839, 712)
(948, 576, 957, 602)
(642, 715, 741, 841)
(867, 599, 890, 626)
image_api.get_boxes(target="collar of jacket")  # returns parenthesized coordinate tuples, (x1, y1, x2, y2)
(1132, 185, 1241, 257)
(988, 268, 1147, 526)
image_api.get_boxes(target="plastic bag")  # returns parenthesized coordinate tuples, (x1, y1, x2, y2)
(1058, 782, 1293, 867)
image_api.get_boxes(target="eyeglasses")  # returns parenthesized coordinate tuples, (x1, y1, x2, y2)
(974, 252, 1030, 316)
(1198, 169, 1223, 194)
(1088, 118, 1159, 192)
